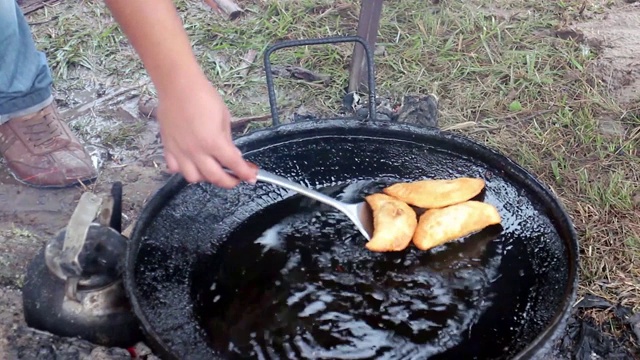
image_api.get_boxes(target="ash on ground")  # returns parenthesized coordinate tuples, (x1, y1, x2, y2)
(551, 295, 640, 360)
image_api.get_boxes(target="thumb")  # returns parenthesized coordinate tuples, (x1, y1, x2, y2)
(219, 146, 258, 184)
(165, 151, 179, 173)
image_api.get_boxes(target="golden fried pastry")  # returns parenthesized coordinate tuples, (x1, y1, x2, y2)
(383, 177, 486, 209)
(412, 200, 501, 251)
(364, 193, 418, 252)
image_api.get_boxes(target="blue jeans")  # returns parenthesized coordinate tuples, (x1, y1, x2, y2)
(0, 0, 53, 124)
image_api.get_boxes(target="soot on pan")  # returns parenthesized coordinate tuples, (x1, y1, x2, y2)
(191, 181, 505, 359)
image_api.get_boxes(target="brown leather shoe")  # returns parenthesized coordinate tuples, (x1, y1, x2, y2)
(0, 103, 98, 188)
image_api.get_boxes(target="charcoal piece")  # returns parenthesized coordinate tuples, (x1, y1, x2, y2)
(551, 294, 639, 360)
(396, 94, 439, 128)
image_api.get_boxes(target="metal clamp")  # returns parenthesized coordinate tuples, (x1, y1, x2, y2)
(263, 36, 378, 125)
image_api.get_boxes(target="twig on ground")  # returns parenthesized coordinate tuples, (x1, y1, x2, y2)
(442, 121, 477, 131)
(493, 108, 558, 122)
(28, 16, 58, 26)
(203, 0, 220, 11)
(516, 109, 557, 122)
(231, 114, 272, 132)
(204, 0, 244, 20)
(17, 0, 60, 15)
(61, 86, 140, 121)
(239, 50, 259, 77)
(136, 95, 270, 129)
(270, 65, 331, 86)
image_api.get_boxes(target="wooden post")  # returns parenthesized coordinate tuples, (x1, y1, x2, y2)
(348, 0, 384, 93)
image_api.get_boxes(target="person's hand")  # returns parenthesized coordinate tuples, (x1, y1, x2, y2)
(155, 78, 257, 188)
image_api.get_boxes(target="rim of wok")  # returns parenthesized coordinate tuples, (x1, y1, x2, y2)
(124, 119, 579, 360)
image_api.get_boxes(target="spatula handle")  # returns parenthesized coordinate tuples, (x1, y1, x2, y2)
(255, 169, 343, 209)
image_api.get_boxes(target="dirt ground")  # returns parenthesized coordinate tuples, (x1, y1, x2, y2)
(575, 6, 640, 106)
(1, 0, 639, 359)
(0, 164, 167, 358)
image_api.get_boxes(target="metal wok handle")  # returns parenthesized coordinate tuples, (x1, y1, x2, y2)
(263, 36, 377, 125)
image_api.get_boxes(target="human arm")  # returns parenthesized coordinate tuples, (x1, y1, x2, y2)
(103, 0, 257, 188)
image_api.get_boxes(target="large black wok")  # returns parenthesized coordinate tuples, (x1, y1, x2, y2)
(124, 37, 578, 360)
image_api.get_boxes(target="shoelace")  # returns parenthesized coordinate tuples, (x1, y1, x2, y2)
(20, 112, 64, 148)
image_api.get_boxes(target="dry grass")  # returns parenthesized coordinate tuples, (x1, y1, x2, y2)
(27, 0, 640, 314)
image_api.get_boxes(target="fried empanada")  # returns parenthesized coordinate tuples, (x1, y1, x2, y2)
(364, 193, 418, 252)
(412, 200, 501, 251)
(383, 177, 486, 209)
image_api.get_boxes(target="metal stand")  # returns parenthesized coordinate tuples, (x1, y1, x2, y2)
(265, 36, 377, 125)
(348, 0, 384, 93)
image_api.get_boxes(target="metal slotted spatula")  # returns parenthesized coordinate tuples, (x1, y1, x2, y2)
(226, 168, 374, 240)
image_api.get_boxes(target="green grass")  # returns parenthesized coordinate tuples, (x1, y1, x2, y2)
(10, 226, 35, 239)
(28, 0, 640, 314)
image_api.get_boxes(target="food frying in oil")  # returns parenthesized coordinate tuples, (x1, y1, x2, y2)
(364, 193, 418, 252)
(383, 177, 486, 209)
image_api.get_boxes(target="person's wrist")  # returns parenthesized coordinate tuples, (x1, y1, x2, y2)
(156, 65, 210, 101)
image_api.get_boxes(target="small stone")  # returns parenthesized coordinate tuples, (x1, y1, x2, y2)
(355, 107, 369, 119)
(632, 191, 640, 209)
(133, 341, 153, 355)
(598, 118, 627, 137)
(374, 45, 386, 56)
(84, 144, 111, 170)
(133, 342, 162, 358)
(396, 94, 439, 128)
(629, 313, 640, 342)
(86, 346, 131, 360)
(124, 172, 140, 183)
(140, 154, 166, 168)
(375, 112, 392, 121)
(554, 28, 585, 42)
(138, 96, 158, 119)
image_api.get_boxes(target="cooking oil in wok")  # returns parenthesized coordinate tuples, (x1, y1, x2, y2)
(192, 180, 505, 360)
